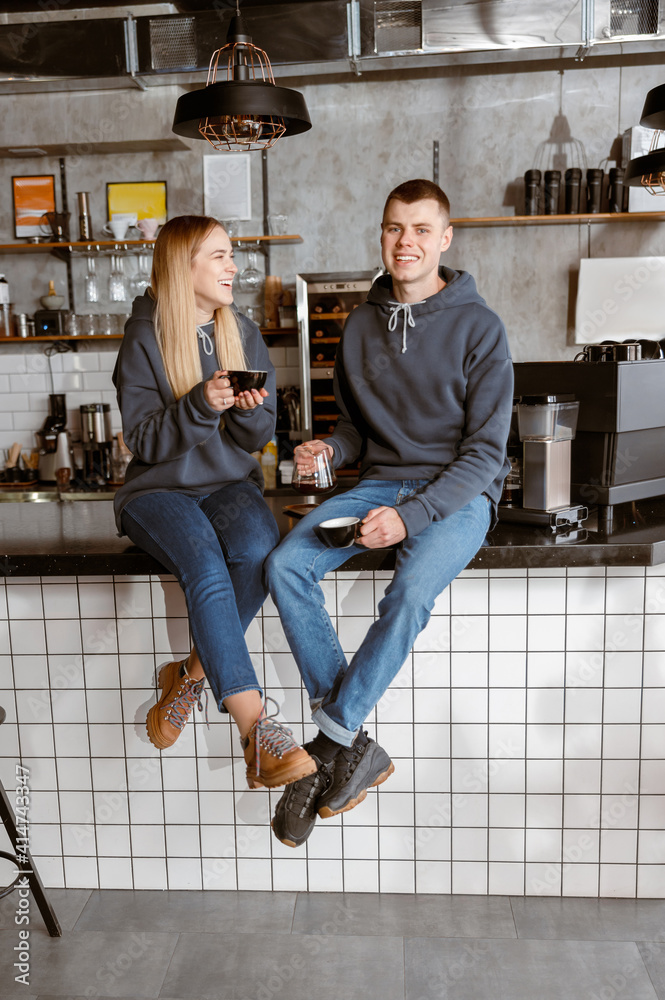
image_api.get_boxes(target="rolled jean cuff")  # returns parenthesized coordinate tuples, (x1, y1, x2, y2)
(311, 705, 357, 748)
(218, 682, 263, 713)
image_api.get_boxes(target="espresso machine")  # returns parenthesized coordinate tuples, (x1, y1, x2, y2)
(512, 360, 665, 531)
(80, 403, 113, 485)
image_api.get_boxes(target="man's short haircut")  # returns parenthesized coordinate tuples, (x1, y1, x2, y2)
(383, 179, 451, 224)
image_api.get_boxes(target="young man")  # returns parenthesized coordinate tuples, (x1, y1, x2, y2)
(266, 179, 514, 847)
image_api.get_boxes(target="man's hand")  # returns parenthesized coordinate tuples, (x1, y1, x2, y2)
(357, 506, 407, 548)
(294, 439, 334, 473)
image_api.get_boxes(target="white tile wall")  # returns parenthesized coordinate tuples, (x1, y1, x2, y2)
(0, 346, 299, 454)
(0, 567, 664, 895)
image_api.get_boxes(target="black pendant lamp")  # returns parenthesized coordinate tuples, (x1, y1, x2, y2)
(172, 9, 311, 152)
(625, 82, 665, 196)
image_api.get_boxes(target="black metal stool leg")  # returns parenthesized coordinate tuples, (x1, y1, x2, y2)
(0, 777, 62, 937)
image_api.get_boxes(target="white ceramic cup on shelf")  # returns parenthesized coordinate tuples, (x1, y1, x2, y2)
(102, 213, 138, 240)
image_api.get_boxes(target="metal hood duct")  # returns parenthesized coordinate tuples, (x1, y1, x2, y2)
(0, 0, 664, 95)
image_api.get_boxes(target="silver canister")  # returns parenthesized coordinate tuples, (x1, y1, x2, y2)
(77, 191, 92, 241)
(15, 313, 31, 338)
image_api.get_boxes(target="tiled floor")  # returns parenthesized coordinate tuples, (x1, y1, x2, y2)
(1, 889, 665, 999)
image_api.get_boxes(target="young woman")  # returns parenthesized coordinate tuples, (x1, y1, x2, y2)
(112, 215, 315, 789)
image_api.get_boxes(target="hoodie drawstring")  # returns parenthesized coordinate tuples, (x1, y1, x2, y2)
(387, 300, 425, 354)
(196, 325, 215, 356)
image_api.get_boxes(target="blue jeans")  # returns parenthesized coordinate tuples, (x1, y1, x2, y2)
(122, 482, 279, 710)
(266, 481, 491, 746)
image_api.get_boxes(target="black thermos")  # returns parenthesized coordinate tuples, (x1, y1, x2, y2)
(608, 167, 625, 213)
(586, 169, 604, 213)
(524, 170, 541, 215)
(544, 170, 561, 215)
(564, 168, 582, 214)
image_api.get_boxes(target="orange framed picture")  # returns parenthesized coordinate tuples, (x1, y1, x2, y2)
(12, 175, 56, 239)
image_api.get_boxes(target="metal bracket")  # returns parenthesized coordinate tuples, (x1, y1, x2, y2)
(347, 1, 362, 76)
(575, 0, 594, 61)
(124, 15, 148, 91)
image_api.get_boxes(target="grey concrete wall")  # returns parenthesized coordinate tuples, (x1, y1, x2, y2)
(1, 57, 665, 361)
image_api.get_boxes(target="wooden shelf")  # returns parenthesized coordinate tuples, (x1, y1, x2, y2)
(3, 329, 291, 343)
(450, 211, 665, 228)
(311, 312, 348, 320)
(0, 235, 303, 255)
(1, 334, 123, 342)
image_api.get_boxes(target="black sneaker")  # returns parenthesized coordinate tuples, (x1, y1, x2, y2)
(271, 751, 335, 848)
(317, 730, 394, 819)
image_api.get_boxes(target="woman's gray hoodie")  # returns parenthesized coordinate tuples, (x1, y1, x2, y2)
(112, 291, 276, 533)
(327, 265, 513, 537)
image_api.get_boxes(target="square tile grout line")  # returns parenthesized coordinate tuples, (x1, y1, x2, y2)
(634, 570, 648, 902)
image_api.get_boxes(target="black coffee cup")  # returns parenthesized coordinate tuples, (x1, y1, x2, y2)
(226, 370, 267, 392)
(315, 516, 361, 547)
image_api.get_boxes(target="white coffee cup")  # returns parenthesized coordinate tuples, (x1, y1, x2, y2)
(103, 213, 138, 240)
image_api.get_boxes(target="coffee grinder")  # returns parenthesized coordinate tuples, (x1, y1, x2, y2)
(80, 403, 113, 485)
(500, 393, 587, 530)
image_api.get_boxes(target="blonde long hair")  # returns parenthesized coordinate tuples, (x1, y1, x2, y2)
(151, 215, 247, 400)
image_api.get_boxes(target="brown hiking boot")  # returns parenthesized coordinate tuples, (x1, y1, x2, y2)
(146, 659, 209, 750)
(243, 698, 317, 789)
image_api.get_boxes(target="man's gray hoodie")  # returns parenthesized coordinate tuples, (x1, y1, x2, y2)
(112, 292, 276, 533)
(327, 265, 513, 537)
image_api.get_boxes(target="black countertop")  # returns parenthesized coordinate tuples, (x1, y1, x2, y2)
(1, 495, 665, 576)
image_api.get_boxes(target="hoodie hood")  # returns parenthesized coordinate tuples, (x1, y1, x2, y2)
(367, 266, 489, 354)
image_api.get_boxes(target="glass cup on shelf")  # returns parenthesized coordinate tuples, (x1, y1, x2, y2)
(238, 246, 262, 294)
(79, 314, 98, 337)
(84, 256, 99, 303)
(97, 314, 115, 337)
(65, 313, 81, 337)
(222, 218, 240, 239)
(268, 213, 288, 236)
(245, 305, 264, 327)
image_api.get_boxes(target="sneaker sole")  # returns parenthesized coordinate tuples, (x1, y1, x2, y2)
(145, 661, 178, 750)
(247, 754, 318, 790)
(317, 761, 395, 819)
(270, 819, 304, 849)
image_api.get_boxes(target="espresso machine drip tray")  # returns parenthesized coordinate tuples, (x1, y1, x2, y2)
(499, 504, 588, 530)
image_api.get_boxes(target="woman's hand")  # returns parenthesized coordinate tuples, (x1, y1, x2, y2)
(204, 371, 235, 412)
(234, 387, 269, 410)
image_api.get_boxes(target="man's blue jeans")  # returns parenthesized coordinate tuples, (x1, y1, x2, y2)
(266, 481, 491, 747)
(122, 482, 279, 710)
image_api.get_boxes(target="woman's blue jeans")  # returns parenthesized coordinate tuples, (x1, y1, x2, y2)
(266, 481, 491, 746)
(122, 482, 280, 710)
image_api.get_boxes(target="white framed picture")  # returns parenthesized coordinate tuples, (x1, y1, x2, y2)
(203, 154, 251, 221)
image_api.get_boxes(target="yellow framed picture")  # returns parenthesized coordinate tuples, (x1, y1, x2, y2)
(106, 181, 167, 223)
